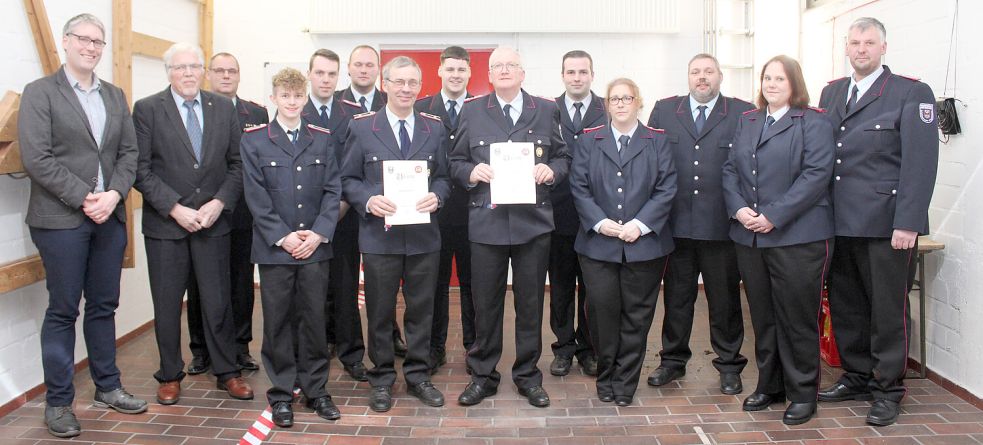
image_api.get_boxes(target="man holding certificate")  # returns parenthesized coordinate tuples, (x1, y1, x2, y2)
(341, 56, 451, 413)
(450, 46, 571, 408)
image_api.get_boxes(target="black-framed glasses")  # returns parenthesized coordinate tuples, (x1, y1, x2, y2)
(68, 33, 106, 49)
(210, 67, 239, 75)
(489, 63, 522, 73)
(385, 78, 421, 89)
(608, 96, 636, 105)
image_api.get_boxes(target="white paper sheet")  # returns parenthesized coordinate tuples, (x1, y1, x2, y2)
(489, 142, 536, 205)
(382, 160, 431, 226)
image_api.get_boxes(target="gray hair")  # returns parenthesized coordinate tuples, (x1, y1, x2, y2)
(63, 13, 105, 38)
(382, 56, 422, 81)
(849, 17, 887, 41)
(163, 42, 205, 70)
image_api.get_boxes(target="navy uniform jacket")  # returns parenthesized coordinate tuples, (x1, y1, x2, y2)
(553, 91, 606, 236)
(818, 66, 938, 237)
(449, 91, 572, 245)
(721, 107, 835, 248)
(229, 97, 270, 230)
(570, 123, 676, 263)
(415, 92, 473, 228)
(648, 94, 754, 240)
(341, 110, 451, 255)
(133, 88, 242, 240)
(240, 123, 341, 264)
(335, 86, 387, 112)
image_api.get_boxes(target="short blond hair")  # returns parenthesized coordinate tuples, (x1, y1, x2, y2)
(272, 68, 308, 92)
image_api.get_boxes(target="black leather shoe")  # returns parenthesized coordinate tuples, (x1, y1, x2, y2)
(408, 381, 445, 407)
(518, 385, 550, 408)
(580, 355, 599, 376)
(598, 392, 614, 403)
(783, 402, 817, 425)
(550, 356, 572, 376)
(271, 401, 293, 427)
(647, 366, 685, 386)
(393, 336, 408, 358)
(369, 386, 392, 413)
(720, 373, 743, 395)
(614, 396, 632, 407)
(457, 381, 497, 406)
(306, 396, 341, 420)
(237, 353, 259, 371)
(344, 362, 369, 382)
(44, 406, 81, 438)
(866, 399, 900, 426)
(187, 355, 210, 375)
(818, 383, 873, 402)
(742, 392, 786, 411)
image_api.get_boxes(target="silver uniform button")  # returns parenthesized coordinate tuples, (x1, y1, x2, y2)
(617, 188, 623, 193)
(271, 161, 277, 166)
(617, 172, 622, 177)
(299, 223, 305, 228)
(693, 161, 699, 166)
(694, 190, 699, 195)
(875, 124, 881, 129)
(297, 185, 302, 190)
(835, 176, 841, 181)
(508, 139, 512, 143)
(694, 176, 699, 180)
(193, 164, 199, 169)
(316, 159, 320, 164)
(752, 170, 756, 175)
(618, 220, 623, 224)
(752, 186, 756, 191)
(836, 159, 842, 164)
(479, 141, 484, 145)
(892, 189, 897, 194)
(694, 145, 700, 150)
(297, 204, 303, 208)
(617, 204, 622, 209)
(297, 166, 302, 171)
(752, 154, 756, 158)
(837, 142, 843, 148)
(573, 135, 578, 140)
(840, 126, 846, 131)
(450, 134, 455, 140)
(537, 140, 542, 144)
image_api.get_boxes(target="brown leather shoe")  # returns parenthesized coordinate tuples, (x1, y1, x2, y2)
(156, 381, 181, 405)
(218, 376, 254, 400)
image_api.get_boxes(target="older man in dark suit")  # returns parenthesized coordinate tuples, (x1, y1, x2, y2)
(133, 42, 253, 406)
(19, 13, 147, 438)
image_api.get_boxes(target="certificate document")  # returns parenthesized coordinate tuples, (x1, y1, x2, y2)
(489, 142, 536, 204)
(383, 160, 431, 226)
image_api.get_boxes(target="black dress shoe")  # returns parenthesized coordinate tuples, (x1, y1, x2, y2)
(550, 356, 572, 376)
(408, 381, 445, 407)
(783, 402, 817, 425)
(457, 381, 497, 406)
(344, 362, 369, 382)
(866, 399, 900, 426)
(369, 386, 393, 413)
(647, 366, 685, 386)
(518, 385, 550, 408)
(598, 392, 614, 403)
(393, 336, 408, 358)
(187, 356, 210, 375)
(237, 353, 259, 371)
(580, 355, 599, 377)
(742, 392, 786, 411)
(817, 383, 873, 402)
(720, 373, 743, 395)
(614, 396, 632, 407)
(306, 396, 341, 420)
(271, 402, 293, 428)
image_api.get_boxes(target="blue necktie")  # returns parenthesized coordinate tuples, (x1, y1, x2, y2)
(183, 99, 202, 162)
(359, 96, 368, 113)
(319, 105, 329, 126)
(618, 135, 630, 160)
(503, 104, 514, 130)
(573, 102, 584, 133)
(845, 85, 859, 114)
(761, 115, 775, 140)
(447, 100, 458, 127)
(695, 105, 707, 134)
(399, 120, 411, 158)
(289, 129, 298, 146)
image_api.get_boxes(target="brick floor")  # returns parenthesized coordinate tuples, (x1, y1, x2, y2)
(2, 290, 982, 444)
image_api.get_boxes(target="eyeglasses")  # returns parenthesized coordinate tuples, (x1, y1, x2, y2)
(608, 96, 636, 105)
(68, 33, 106, 49)
(210, 68, 239, 75)
(168, 64, 205, 73)
(489, 63, 522, 73)
(385, 78, 421, 89)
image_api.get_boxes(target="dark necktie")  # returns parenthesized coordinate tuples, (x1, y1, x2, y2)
(288, 129, 299, 146)
(447, 100, 458, 127)
(761, 115, 775, 140)
(399, 120, 411, 158)
(319, 104, 329, 126)
(845, 85, 859, 114)
(183, 99, 202, 162)
(503, 104, 514, 130)
(695, 104, 708, 133)
(359, 96, 368, 113)
(618, 134, 630, 160)
(572, 102, 584, 133)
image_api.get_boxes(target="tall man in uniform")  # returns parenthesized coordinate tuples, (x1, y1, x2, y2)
(451, 47, 571, 408)
(818, 17, 938, 427)
(342, 56, 450, 412)
(549, 50, 603, 377)
(133, 42, 254, 405)
(415, 46, 475, 374)
(185, 51, 268, 375)
(646, 53, 751, 394)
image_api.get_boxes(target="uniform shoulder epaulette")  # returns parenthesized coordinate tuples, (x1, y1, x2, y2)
(643, 124, 665, 133)
(808, 106, 827, 114)
(419, 112, 442, 122)
(342, 99, 360, 107)
(535, 95, 556, 102)
(583, 124, 605, 134)
(660, 95, 679, 101)
(897, 73, 921, 82)
(353, 111, 376, 120)
(464, 94, 486, 103)
(742, 109, 759, 115)
(827, 76, 848, 84)
(244, 123, 267, 133)
(307, 123, 331, 134)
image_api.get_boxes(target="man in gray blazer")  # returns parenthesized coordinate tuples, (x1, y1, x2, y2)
(19, 13, 147, 438)
(133, 42, 253, 406)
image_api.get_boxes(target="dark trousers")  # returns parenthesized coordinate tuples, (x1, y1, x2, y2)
(580, 254, 667, 399)
(432, 223, 474, 356)
(325, 226, 365, 366)
(828, 236, 916, 402)
(735, 240, 831, 402)
(660, 238, 746, 373)
(187, 226, 255, 359)
(259, 261, 331, 404)
(30, 218, 126, 406)
(467, 234, 551, 389)
(363, 252, 439, 387)
(145, 233, 239, 383)
(548, 233, 592, 361)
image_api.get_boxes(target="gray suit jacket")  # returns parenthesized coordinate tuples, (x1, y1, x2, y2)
(19, 66, 138, 229)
